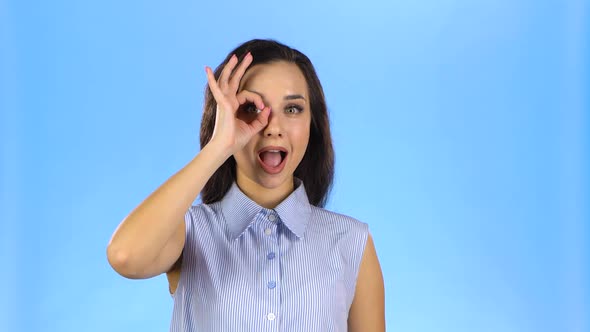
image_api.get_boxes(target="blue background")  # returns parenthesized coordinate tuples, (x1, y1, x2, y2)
(1, 0, 588, 331)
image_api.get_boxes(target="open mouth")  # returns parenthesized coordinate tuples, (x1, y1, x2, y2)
(258, 148, 288, 174)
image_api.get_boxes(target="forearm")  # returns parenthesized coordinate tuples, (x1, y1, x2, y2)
(107, 142, 231, 274)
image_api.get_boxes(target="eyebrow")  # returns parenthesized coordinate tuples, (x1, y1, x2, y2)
(245, 89, 306, 101)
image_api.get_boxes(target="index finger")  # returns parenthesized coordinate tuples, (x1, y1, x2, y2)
(236, 90, 265, 111)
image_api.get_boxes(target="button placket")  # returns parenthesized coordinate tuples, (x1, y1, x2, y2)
(265, 226, 280, 290)
(261, 214, 280, 325)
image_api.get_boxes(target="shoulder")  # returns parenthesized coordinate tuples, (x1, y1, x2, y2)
(309, 206, 369, 234)
(307, 206, 369, 251)
(184, 202, 222, 227)
(181, 202, 226, 247)
(186, 202, 219, 219)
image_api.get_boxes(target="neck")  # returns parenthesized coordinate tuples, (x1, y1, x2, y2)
(235, 172, 294, 209)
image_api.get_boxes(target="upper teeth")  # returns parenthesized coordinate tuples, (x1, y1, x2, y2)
(268, 150, 280, 152)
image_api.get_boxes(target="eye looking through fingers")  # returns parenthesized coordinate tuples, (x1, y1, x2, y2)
(237, 103, 263, 123)
(240, 103, 260, 113)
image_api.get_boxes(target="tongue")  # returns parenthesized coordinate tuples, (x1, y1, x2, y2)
(260, 151, 282, 167)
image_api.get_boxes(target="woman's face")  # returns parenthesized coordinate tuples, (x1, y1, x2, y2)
(234, 61, 311, 191)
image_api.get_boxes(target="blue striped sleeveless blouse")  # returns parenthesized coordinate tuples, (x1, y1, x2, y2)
(170, 178, 369, 331)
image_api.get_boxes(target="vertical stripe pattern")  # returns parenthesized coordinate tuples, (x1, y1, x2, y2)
(170, 179, 369, 332)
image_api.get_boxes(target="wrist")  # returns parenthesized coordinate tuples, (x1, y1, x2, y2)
(203, 139, 235, 161)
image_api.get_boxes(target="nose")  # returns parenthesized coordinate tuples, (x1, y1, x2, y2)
(263, 108, 282, 137)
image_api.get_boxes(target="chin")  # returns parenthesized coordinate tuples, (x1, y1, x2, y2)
(254, 172, 292, 189)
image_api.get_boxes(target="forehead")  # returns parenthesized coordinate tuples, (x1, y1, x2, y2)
(239, 61, 308, 99)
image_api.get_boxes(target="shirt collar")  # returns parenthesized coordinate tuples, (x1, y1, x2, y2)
(220, 178, 312, 241)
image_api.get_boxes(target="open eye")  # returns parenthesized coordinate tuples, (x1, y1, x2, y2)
(285, 105, 303, 114)
(240, 103, 260, 114)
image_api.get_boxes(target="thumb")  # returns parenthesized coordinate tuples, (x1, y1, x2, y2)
(248, 106, 271, 133)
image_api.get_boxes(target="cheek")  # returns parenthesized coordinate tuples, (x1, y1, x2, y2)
(234, 140, 258, 165)
(289, 125, 311, 157)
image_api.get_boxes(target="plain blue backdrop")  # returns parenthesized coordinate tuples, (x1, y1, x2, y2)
(1, 0, 589, 331)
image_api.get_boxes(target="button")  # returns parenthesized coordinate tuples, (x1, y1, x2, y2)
(267, 312, 276, 321)
(268, 214, 276, 222)
(267, 252, 276, 260)
(264, 228, 272, 236)
(267, 281, 276, 289)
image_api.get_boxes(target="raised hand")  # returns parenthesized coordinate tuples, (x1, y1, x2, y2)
(205, 53, 271, 154)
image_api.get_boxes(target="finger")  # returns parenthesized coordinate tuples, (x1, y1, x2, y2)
(228, 52, 253, 92)
(248, 106, 271, 132)
(236, 90, 265, 112)
(205, 66, 226, 106)
(218, 54, 238, 91)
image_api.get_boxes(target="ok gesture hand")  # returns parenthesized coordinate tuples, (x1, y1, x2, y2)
(205, 53, 271, 154)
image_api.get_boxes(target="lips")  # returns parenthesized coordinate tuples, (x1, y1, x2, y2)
(257, 146, 288, 174)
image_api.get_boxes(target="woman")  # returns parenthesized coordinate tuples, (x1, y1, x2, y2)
(107, 39, 385, 331)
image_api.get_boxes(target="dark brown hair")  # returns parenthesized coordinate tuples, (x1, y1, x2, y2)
(200, 39, 334, 207)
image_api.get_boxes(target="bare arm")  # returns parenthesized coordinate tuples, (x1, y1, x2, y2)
(106, 52, 271, 280)
(106, 143, 231, 279)
(348, 233, 386, 331)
